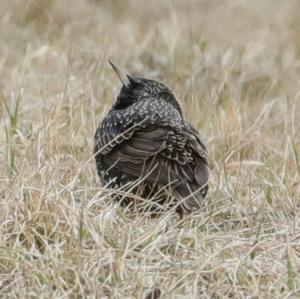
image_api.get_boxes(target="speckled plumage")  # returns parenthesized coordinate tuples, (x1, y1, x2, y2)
(94, 61, 209, 214)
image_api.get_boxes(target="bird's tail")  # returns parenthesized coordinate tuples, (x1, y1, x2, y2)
(174, 181, 208, 213)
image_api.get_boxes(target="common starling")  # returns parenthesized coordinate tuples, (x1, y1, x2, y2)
(94, 61, 209, 215)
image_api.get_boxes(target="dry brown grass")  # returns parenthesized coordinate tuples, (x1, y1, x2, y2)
(1, 0, 300, 298)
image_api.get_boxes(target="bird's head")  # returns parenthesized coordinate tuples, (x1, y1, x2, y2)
(109, 60, 182, 114)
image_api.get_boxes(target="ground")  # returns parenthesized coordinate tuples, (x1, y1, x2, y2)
(0, 0, 300, 298)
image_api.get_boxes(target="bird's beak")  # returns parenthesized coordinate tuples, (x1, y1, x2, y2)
(108, 60, 131, 88)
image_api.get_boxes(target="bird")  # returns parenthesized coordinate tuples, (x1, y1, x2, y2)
(94, 60, 209, 215)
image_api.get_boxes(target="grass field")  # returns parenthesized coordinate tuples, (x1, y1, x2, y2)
(1, 0, 300, 298)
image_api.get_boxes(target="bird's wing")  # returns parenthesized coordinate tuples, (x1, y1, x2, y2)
(101, 124, 209, 210)
(94, 110, 135, 156)
(95, 99, 209, 210)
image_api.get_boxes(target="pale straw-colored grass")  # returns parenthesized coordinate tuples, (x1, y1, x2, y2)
(1, 0, 300, 298)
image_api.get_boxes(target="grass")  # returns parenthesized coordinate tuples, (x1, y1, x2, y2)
(0, 0, 300, 298)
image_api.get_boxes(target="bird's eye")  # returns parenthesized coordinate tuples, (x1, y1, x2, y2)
(131, 81, 143, 90)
